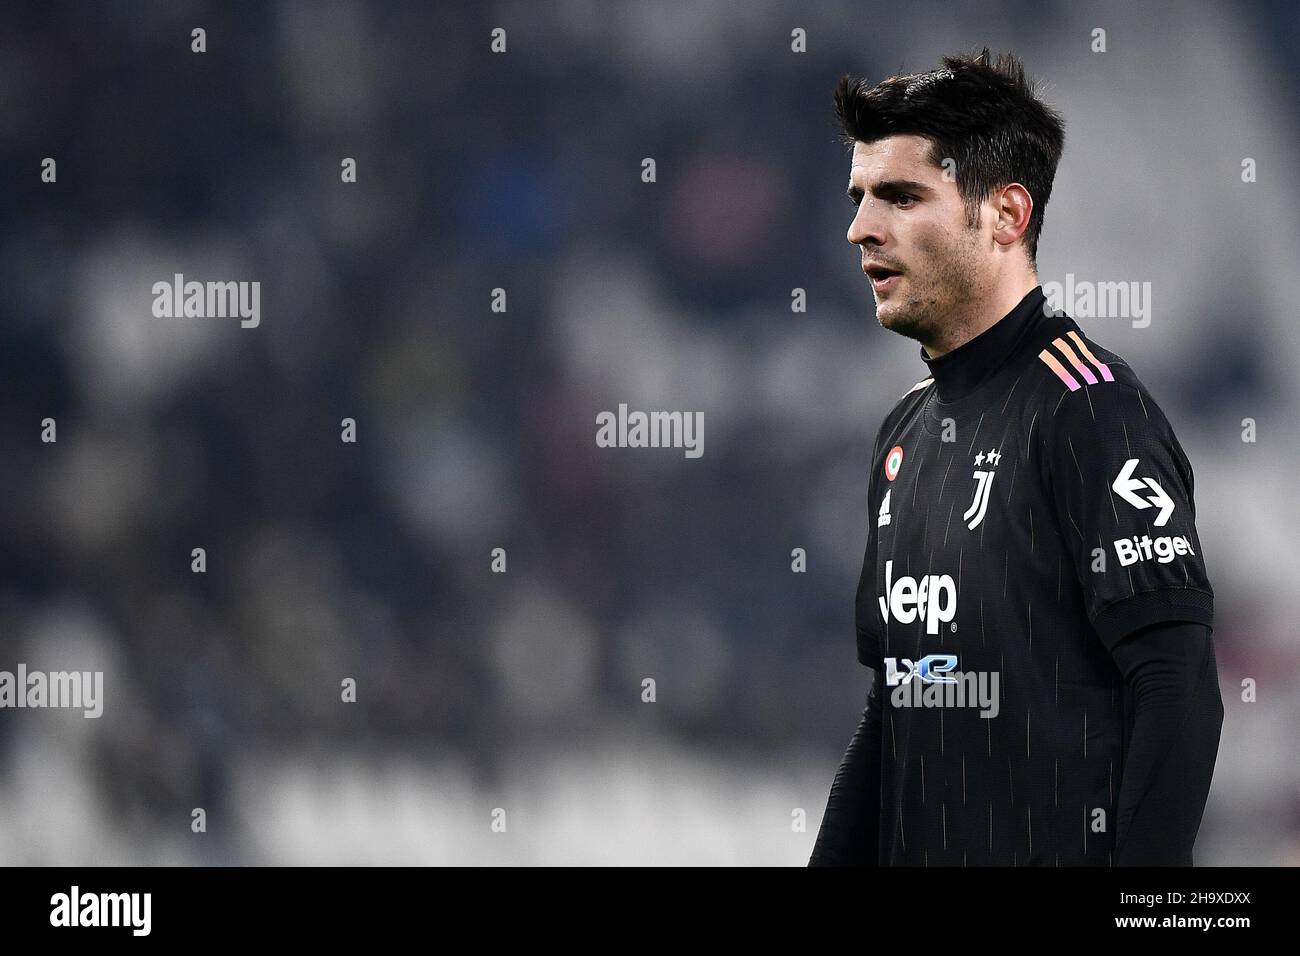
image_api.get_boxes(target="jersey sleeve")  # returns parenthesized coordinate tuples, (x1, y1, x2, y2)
(809, 668, 884, 865)
(1040, 381, 1214, 652)
(855, 428, 885, 668)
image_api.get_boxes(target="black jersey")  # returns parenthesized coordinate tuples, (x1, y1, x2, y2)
(854, 284, 1214, 866)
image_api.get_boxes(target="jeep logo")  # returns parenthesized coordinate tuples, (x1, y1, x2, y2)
(877, 560, 957, 635)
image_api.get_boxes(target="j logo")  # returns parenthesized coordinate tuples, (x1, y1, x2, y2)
(964, 447, 1001, 530)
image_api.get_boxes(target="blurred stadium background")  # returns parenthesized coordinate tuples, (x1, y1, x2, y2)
(1, 0, 1297, 864)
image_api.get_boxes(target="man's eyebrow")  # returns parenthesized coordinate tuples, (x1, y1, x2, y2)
(846, 178, 933, 202)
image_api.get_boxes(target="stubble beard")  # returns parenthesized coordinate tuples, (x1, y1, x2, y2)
(875, 228, 983, 351)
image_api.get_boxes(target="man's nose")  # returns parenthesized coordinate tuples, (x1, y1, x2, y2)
(847, 199, 886, 247)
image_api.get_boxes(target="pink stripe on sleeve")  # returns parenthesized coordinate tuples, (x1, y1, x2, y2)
(1052, 337, 1099, 385)
(1067, 331, 1115, 382)
(1038, 349, 1080, 391)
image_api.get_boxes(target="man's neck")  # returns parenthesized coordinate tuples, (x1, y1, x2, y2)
(922, 272, 1039, 359)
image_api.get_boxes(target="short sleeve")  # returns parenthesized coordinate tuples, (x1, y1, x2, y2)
(1040, 381, 1214, 652)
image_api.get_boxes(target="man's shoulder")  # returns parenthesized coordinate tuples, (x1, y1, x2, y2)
(871, 375, 934, 444)
(1024, 317, 1158, 418)
(899, 375, 934, 399)
(1022, 318, 1186, 465)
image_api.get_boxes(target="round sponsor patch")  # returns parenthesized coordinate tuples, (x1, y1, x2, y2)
(884, 445, 904, 481)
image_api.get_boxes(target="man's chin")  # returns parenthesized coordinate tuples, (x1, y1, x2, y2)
(875, 300, 924, 340)
(875, 299, 907, 330)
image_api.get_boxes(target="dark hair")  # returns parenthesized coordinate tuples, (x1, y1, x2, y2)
(833, 49, 1065, 264)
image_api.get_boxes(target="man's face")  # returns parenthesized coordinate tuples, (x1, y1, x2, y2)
(846, 134, 988, 346)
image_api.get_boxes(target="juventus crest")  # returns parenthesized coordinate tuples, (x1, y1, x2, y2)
(964, 447, 1001, 530)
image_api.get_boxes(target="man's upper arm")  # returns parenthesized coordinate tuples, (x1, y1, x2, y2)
(855, 424, 887, 668)
(1040, 381, 1214, 652)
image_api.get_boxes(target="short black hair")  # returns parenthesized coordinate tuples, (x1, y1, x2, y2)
(834, 49, 1065, 265)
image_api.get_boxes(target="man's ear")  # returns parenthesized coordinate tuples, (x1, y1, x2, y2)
(992, 183, 1033, 248)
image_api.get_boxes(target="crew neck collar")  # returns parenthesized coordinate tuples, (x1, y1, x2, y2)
(919, 285, 1049, 402)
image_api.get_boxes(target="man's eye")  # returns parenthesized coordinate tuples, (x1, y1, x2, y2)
(895, 194, 917, 208)
(848, 194, 862, 207)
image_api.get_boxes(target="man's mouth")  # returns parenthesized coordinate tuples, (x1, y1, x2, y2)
(864, 264, 903, 293)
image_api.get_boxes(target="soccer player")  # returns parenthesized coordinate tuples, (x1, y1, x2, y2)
(809, 50, 1224, 866)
